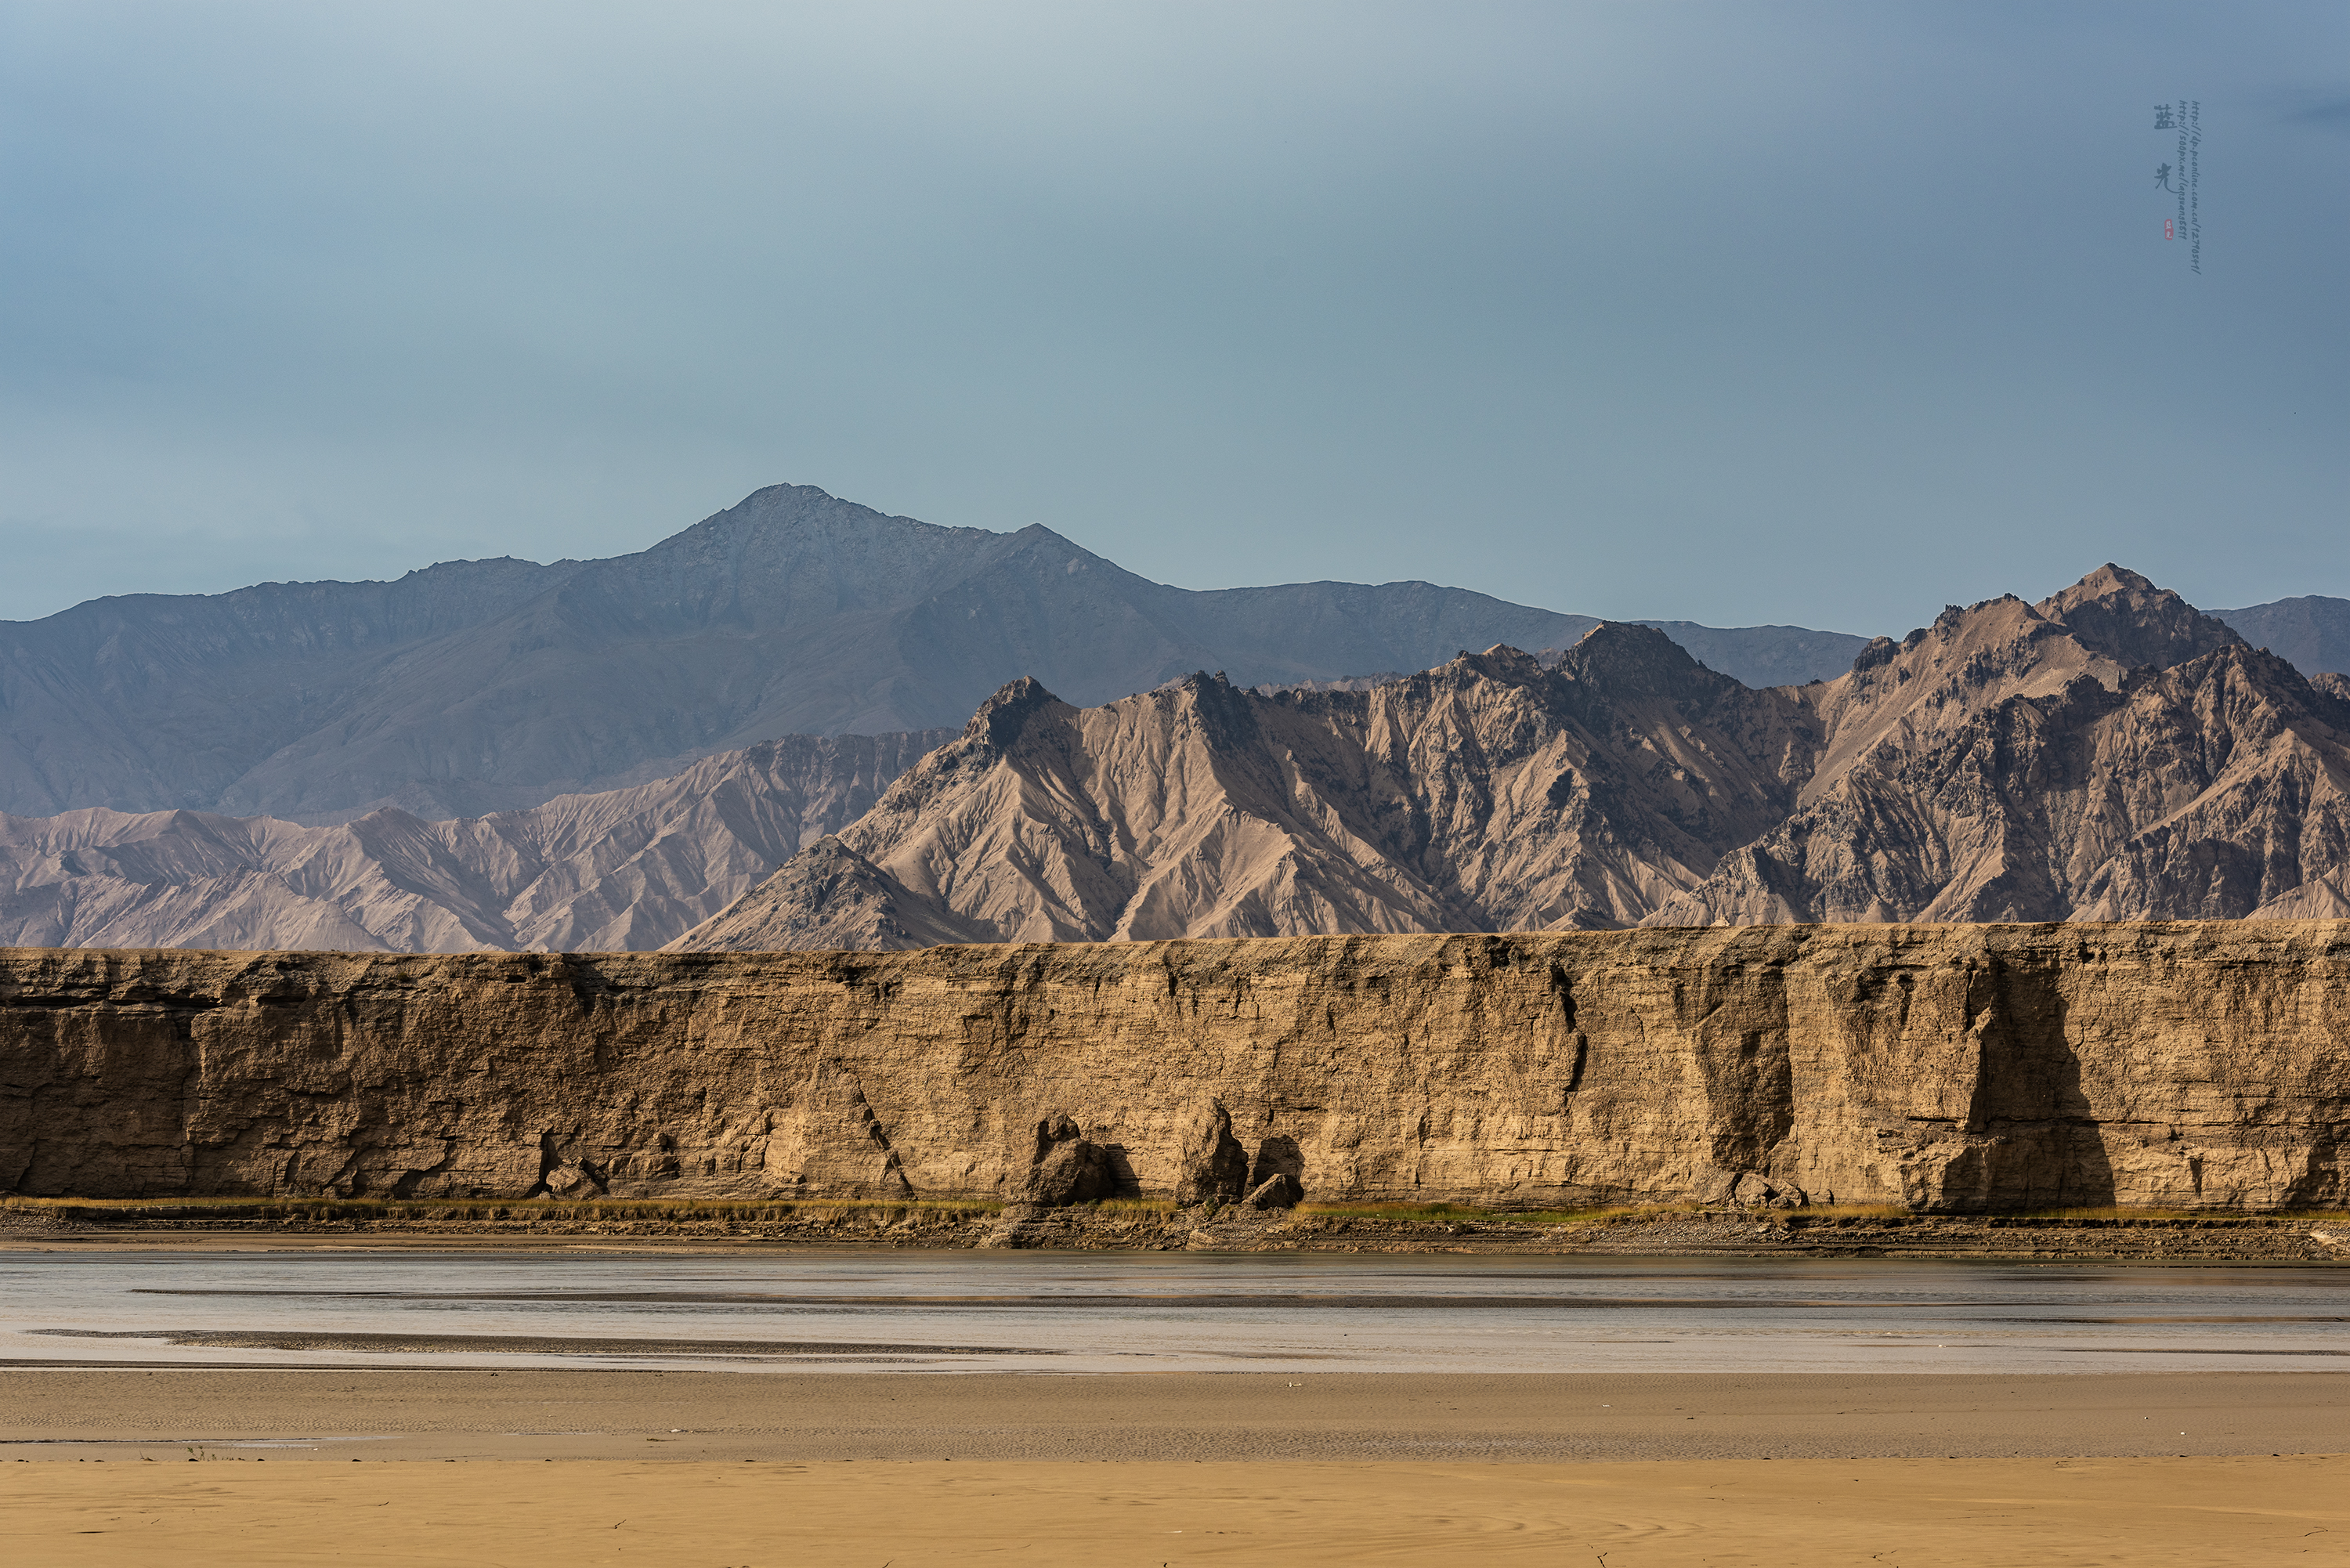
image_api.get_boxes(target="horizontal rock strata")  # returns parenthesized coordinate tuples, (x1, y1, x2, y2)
(4, 921, 2347, 1212)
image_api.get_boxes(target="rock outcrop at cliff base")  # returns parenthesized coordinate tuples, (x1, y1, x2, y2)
(5, 922, 2346, 1213)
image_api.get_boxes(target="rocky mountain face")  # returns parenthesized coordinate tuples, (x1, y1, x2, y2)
(1654, 569, 2350, 924)
(8, 923, 2345, 1212)
(678, 626, 1822, 951)
(11, 558, 2332, 955)
(682, 565, 2350, 948)
(0, 732, 947, 953)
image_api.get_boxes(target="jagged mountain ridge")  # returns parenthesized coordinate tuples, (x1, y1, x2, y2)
(12, 544, 2344, 953)
(4, 484, 1867, 823)
(1655, 575, 2350, 924)
(0, 731, 948, 952)
(678, 565, 2350, 950)
(679, 623, 1825, 950)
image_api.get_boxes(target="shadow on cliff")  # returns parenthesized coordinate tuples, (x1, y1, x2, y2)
(1683, 959, 1797, 1186)
(1946, 956, 2117, 1212)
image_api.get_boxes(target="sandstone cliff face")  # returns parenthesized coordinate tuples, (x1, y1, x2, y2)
(5, 923, 2345, 1212)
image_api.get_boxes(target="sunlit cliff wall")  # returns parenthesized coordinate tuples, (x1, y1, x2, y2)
(4, 923, 2346, 1212)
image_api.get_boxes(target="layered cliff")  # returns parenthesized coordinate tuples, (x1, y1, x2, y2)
(6, 923, 2345, 1212)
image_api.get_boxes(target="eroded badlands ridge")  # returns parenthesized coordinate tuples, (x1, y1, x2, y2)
(5, 923, 2346, 1212)
(678, 566, 2350, 951)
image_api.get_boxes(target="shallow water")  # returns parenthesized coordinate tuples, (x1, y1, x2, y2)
(2, 1251, 2343, 1374)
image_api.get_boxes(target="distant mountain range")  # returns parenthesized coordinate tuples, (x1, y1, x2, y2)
(678, 565, 2350, 952)
(9, 482, 2334, 832)
(2209, 595, 2350, 681)
(2, 477, 2345, 954)
(3, 483, 1882, 824)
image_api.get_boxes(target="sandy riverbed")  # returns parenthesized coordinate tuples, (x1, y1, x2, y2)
(5, 1453, 2345, 1566)
(9, 1353, 2346, 1563)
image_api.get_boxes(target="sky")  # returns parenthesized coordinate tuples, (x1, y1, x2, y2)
(2, 1, 2345, 632)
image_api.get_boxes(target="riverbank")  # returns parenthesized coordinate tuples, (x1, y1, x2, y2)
(7, 1195, 2348, 1261)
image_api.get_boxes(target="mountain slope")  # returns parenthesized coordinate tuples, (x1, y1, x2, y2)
(0, 556, 581, 825)
(0, 731, 947, 952)
(1629, 621, 1871, 687)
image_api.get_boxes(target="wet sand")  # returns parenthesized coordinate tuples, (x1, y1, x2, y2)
(4, 1368, 2345, 1461)
(5, 1454, 2345, 1566)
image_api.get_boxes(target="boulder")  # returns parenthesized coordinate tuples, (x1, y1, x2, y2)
(1021, 1114, 1115, 1206)
(540, 1162, 595, 1198)
(1247, 1134, 1306, 1201)
(1732, 1172, 1806, 1210)
(1175, 1100, 1250, 1205)
(1246, 1173, 1303, 1210)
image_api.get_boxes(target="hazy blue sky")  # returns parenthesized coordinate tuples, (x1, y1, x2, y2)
(2, 2, 2344, 630)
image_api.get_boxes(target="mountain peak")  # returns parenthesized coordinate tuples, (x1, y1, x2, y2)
(2036, 563, 2242, 671)
(2069, 562, 2157, 595)
(1552, 621, 1722, 695)
(961, 676, 1065, 751)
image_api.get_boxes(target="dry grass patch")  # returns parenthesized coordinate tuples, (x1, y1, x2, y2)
(0, 1194, 1002, 1226)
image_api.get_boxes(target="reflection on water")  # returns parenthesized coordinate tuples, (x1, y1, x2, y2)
(1, 1251, 2344, 1374)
